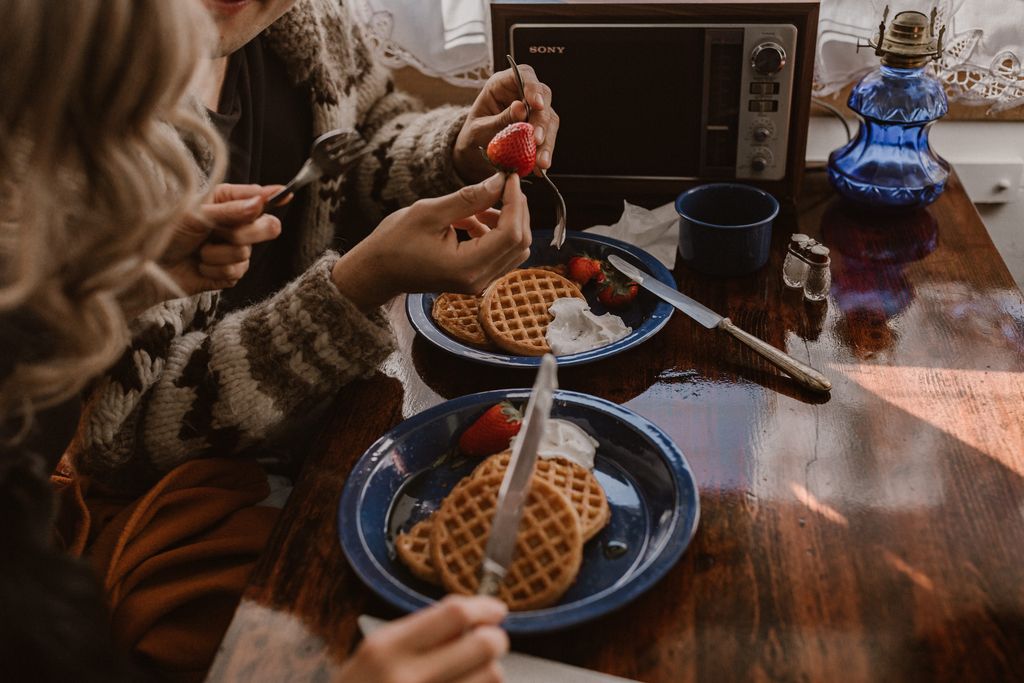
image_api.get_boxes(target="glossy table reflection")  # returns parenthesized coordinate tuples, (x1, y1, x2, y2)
(207, 172, 1024, 682)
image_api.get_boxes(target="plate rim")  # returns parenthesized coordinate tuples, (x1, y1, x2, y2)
(338, 388, 701, 635)
(406, 230, 675, 368)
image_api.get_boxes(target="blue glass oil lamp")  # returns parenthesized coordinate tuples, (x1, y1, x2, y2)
(828, 8, 949, 209)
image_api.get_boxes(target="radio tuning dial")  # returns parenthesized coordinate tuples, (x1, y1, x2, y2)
(751, 42, 787, 75)
(751, 148, 774, 173)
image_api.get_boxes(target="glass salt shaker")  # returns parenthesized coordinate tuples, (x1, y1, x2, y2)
(803, 245, 831, 301)
(782, 234, 812, 288)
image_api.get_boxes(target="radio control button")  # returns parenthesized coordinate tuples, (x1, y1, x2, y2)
(748, 99, 779, 113)
(751, 42, 787, 75)
(749, 82, 780, 95)
(750, 148, 774, 173)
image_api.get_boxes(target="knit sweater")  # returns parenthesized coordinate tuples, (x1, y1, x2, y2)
(75, 0, 470, 492)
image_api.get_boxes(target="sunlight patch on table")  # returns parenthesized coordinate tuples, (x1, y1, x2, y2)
(790, 482, 849, 527)
(838, 364, 1024, 478)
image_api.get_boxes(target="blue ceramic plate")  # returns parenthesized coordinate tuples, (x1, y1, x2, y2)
(406, 230, 675, 367)
(338, 389, 700, 635)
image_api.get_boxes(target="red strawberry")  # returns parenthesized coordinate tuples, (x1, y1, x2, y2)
(458, 401, 523, 457)
(567, 256, 603, 286)
(486, 122, 537, 177)
(597, 278, 639, 309)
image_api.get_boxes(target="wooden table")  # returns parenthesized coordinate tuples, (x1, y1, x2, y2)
(208, 172, 1024, 682)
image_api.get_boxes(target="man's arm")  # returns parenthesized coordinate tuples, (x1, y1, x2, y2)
(350, 70, 470, 222)
(73, 254, 395, 493)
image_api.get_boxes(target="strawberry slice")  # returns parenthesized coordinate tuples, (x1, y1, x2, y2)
(486, 122, 537, 177)
(457, 401, 523, 457)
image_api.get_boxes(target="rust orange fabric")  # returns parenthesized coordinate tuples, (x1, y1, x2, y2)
(53, 457, 279, 682)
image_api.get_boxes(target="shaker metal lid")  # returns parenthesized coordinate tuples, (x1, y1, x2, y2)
(808, 244, 831, 265)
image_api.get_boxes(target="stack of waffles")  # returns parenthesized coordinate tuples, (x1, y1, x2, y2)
(431, 268, 584, 355)
(395, 450, 610, 611)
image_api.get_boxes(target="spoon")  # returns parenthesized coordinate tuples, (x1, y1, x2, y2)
(506, 55, 567, 249)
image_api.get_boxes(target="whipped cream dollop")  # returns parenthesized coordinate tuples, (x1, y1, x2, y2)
(545, 298, 632, 355)
(511, 418, 599, 471)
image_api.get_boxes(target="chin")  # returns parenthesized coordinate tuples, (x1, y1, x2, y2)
(204, 0, 290, 56)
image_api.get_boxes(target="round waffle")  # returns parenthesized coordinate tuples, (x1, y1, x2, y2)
(535, 264, 568, 277)
(395, 514, 440, 585)
(478, 268, 585, 356)
(431, 293, 490, 347)
(430, 470, 583, 611)
(475, 451, 610, 542)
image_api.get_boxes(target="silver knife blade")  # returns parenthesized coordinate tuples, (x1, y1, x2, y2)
(607, 254, 722, 329)
(478, 354, 557, 595)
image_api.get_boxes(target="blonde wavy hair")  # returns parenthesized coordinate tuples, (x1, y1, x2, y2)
(0, 0, 226, 425)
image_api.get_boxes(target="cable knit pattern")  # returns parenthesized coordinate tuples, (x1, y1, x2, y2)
(76, 255, 395, 493)
(261, 0, 468, 266)
(75, 0, 471, 492)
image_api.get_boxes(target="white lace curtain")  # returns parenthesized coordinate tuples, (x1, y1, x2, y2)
(350, 0, 1024, 112)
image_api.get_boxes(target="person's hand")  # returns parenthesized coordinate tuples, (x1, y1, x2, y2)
(333, 596, 509, 683)
(453, 64, 559, 183)
(160, 184, 284, 296)
(332, 173, 531, 311)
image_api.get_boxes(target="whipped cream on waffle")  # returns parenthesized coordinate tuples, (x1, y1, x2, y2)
(512, 418, 599, 470)
(545, 298, 631, 355)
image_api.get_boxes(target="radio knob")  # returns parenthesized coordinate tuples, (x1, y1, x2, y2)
(751, 150, 773, 173)
(753, 126, 772, 142)
(751, 42, 787, 75)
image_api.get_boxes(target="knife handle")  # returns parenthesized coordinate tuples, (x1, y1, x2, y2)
(718, 318, 832, 393)
(478, 569, 502, 597)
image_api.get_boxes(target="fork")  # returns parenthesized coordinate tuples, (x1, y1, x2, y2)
(507, 55, 567, 249)
(267, 129, 368, 207)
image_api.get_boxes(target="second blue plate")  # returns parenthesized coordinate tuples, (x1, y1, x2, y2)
(406, 230, 675, 367)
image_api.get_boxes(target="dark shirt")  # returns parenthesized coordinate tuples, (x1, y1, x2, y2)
(208, 35, 314, 312)
(0, 311, 81, 473)
(1, 319, 132, 680)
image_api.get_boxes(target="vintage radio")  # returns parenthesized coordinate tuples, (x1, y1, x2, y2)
(491, 1, 819, 220)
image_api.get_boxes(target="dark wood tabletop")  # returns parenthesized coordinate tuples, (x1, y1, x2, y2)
(207, 171, 1024, 682)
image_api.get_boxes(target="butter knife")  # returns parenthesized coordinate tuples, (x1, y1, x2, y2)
(478, 353, 558, 596)
(607, 255, 832, 393)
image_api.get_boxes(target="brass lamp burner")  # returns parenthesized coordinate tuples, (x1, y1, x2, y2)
(859, 6, 945, 68)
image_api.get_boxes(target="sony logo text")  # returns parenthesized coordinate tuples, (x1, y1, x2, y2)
(528, 46, 567, 54)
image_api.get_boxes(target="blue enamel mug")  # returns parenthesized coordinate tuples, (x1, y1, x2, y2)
(676, 183, 779, 276)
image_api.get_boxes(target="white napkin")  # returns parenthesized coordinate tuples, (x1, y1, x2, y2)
(442, 0, 488, 50)
(585, 201, 680, 269)
(358, 615, 638, 683)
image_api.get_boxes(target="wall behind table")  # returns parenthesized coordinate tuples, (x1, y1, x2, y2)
(394, 67, 478, 107)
